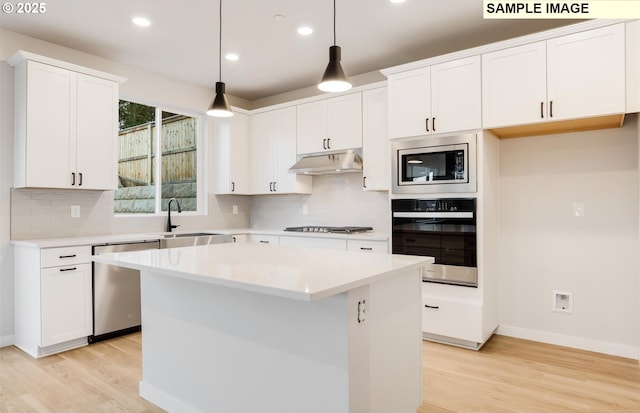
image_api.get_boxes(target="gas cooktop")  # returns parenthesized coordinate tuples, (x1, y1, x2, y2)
(283, 226, 373, 234)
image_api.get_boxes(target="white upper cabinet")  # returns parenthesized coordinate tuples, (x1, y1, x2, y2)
(11, 53, 123, 190)
(483, 23, 625, 130)
(251, 107, 311, 194)
(362, 87, 389, 191)
(297, 93, 362, 154)
(212, 111, 251, 194)
(482, 42, 547, 128)
(387, 56, 481, 139)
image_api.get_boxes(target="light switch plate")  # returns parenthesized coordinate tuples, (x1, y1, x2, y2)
(232, 205, 238, 215)
(71, 205, 81, 218)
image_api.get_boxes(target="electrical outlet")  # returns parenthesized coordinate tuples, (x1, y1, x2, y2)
(232, 205, 238, 215)
(553, 290, 573, 314)
(70, 205, 81, 218)
(573, 202, 585, 217)
(302, 205, 309, 215)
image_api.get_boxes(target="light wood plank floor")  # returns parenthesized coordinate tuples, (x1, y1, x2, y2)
(1, 333, 639, 412)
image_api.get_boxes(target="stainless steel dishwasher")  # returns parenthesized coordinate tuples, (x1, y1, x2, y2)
(90, 240, 160, 343)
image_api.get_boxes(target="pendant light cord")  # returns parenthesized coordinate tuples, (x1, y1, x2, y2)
(219, 0, 222, 82)
(332, 0, 336, 46)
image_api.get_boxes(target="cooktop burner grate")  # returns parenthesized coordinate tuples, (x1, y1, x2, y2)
(283, 226, 373, 234)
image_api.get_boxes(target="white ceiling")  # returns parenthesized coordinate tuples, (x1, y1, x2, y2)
(0, 0, 578, 101)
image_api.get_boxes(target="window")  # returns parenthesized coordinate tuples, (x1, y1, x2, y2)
(115, 100, 203, 215)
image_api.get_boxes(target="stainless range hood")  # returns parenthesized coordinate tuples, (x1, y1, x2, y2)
(288, 149, 363, 175)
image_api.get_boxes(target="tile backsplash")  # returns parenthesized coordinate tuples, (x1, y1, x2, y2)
(10, 189, 251, 240)
(250, 173, 390, 233)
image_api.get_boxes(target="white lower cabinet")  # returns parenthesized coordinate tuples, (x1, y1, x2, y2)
(422, 294, 483, 344)
(14, 244, 93, 358)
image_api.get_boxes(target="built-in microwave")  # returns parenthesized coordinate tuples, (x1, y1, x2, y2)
(391, 133, 477, 194)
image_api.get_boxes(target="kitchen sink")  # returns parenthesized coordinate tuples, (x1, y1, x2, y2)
(159, 233, 232, 249)
(161, 232, 215, 238)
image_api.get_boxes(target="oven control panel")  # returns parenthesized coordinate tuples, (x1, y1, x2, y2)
(392, 198, 475, 213)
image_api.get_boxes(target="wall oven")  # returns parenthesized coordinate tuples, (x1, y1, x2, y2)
(392, 198, 477, 287)
(391, 133, 476, 194)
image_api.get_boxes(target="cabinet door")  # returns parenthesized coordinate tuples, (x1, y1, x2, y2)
(250, 111, 276, 194)
(297, 100, 327, 154)
(273, 107, 299, 193)
(482, 41, 547, 128)
(24, 61, 76, 188)
(76, 74, 118, 190)
(547, 23, 625, 121)
(326, 93, 362, 151)
(362, 88, 389, 191)
(41, 263, 92, 347)
(431, 56, 481, 134)
(213, 113, 250, 194)
(387, 67, 430, 138)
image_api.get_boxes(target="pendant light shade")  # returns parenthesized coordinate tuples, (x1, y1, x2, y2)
(207, 81, 233, 117)
(318, 45, 351, 92)
(207, 0, 233, 117)
(318, 0, 351, 93)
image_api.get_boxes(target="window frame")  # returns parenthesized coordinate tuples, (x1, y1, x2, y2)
(114, 98, 206, 218)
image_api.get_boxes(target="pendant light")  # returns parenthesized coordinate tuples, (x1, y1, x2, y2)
(207, 0, 233, 117)
(318, 0, 352, 93)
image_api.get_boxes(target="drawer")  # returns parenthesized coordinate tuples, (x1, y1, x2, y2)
(280, 236, 346, 251)
(347, 240, 388, 253)
(422, 296, 483, 343)
(41, 246, 92, 268)
(247, 234, 280, 245)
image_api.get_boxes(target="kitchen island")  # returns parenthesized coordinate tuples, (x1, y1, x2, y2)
(93, 242, 431, 413)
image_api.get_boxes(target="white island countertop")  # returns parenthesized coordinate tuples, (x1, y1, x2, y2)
(93, 242, 430, 302)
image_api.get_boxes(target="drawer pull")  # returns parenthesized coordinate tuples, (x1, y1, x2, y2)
(259, 240, 269, 244)
(59, 267, 77, 272)
(59, 254, 77, 259)
(360, 247, 373, 251)
(425, 304, 440, 310)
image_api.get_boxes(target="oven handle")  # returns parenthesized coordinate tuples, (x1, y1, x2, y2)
(393, 211, 473, 219)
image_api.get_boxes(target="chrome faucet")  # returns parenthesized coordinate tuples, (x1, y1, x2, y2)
(166, 198, 182, 232)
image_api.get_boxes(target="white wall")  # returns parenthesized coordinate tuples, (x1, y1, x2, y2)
(0, 29, 252, 344)
(498, 115, 639, 359)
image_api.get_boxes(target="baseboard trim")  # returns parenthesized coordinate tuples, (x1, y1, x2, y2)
(497, 324, 639, 360)
(0, 334, 15, 347)
(140, 381, 202, 413)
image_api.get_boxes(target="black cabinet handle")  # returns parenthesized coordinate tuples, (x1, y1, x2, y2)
(327, 138, 331, 149)
(78, 172, 83, 186)
(259, 240, 269, 244)
(550, 101, 553, 118)
(360, 247, 373, 251)
(540, 101, 544, 118)
(231, 181, 235, 192)
(425, 118, 430, 132)
(71, 172, 75, 186)
(432, 117, 436, 132)
(59, 267, 77, 272)
(273, 181, 277, 192)
(425, 304, 440, 310)
(269, 182, 274, 192)
(59, 254, 77, 259)
(322, 138, 327, 150)
(362, 176, 367, 188)
(232, 236, 237, 242)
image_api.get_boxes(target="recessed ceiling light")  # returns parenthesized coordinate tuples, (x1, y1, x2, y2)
(225, 53, 239, 61)
(132, 16, 151, 27)
(297, 26, 313, 36)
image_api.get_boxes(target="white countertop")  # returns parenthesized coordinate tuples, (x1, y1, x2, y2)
(11, 228, 388, 248)
(93, 243, 429, 302)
